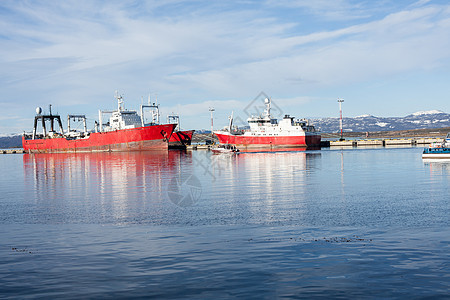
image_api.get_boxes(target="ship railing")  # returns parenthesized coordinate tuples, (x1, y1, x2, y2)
(230, 129, 245, 135)
(23, 132, 65, 140)
(66, 130, 89, 139)
(23, 132, 34, 140)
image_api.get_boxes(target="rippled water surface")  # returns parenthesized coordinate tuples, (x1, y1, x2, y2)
(1, 147, 449, 298)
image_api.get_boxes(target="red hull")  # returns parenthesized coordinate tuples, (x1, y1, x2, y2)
(22, 124, 176, 153)
(169, 130, 195, 148)
(214, 132, 321, 148)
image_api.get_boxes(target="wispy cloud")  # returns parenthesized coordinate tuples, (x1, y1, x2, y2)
(265, 0, 374, 21)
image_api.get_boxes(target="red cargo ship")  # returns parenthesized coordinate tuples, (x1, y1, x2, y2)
(214, 97, 321, 149)
(22, 94, 176, 153)
(140, 101, 194, 149)
(169, 130, 195, 148)
(166, 114, 194, 149)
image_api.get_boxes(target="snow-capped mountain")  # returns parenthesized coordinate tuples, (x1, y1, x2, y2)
(0, 133, 20, 138)
(312, 110, 450, 133)
(411, 110, 444, 116)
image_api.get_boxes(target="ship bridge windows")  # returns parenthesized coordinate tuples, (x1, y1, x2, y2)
(303, 125, 316, 132)
(248, 119, 271, 124)
(123, 115, 141, 126)
(293, 121, 306, 126)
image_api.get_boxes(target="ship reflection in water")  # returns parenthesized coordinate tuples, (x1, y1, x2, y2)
(197, 149, 322, 225)
(235, 150, 320, 209)
(22, 151, 186, 224)
(19, 148, 450, 228)
(21, 149, 321, 225)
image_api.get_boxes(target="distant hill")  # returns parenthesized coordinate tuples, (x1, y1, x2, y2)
(312, 110, 450, 133)
(0, 135, 22, 149)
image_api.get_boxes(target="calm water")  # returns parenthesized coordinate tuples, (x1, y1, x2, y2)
(0, 147, 449, 298)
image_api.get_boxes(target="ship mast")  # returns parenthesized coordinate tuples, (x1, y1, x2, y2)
(115, 91, 124, 111)
(140, 94, 160, 127)
(228, 111, 234, 132)
(264, 98, 271, 118)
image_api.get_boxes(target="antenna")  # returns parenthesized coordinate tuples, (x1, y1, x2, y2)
(338, 97, 344, 141)
(264, 98, 271, 118)
(209, 107, 215, 141)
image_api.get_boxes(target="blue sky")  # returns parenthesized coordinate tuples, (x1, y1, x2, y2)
(1, 0, 450, 134)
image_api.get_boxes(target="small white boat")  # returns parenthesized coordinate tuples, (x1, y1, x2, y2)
(211, 144, 239, 154)
(422, 133, 450, 159)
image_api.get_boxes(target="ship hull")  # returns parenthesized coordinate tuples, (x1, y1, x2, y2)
(422, 147, 450, 159)
(214, 132, 321, 148)
(23, 124, 176, 153)
(422, 153, 450, 159)
(168, 130, 195, 149)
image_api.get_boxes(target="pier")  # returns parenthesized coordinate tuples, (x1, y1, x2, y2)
(186, 145, 211, 150)
(187, 133, 217, 150)
(328, 137, 441, 147)
(186, 132, 442, 150)
(1, 149, 25, 154)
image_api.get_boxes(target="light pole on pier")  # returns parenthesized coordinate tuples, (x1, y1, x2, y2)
(209, 107, 215, 142)
(338, 98, 344, 141)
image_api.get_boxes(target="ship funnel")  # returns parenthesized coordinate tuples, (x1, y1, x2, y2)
(36, 107, 42, 115)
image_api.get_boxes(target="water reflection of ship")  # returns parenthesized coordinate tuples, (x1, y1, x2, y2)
(221, 151, 321, 216)
(423, 159, 450, 174)
(238, 147, 319, 153)
(22, 151, 184, 222)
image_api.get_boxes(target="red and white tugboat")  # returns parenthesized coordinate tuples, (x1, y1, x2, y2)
(22, 93, 176, 153)
(214, 97, 321, 149)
